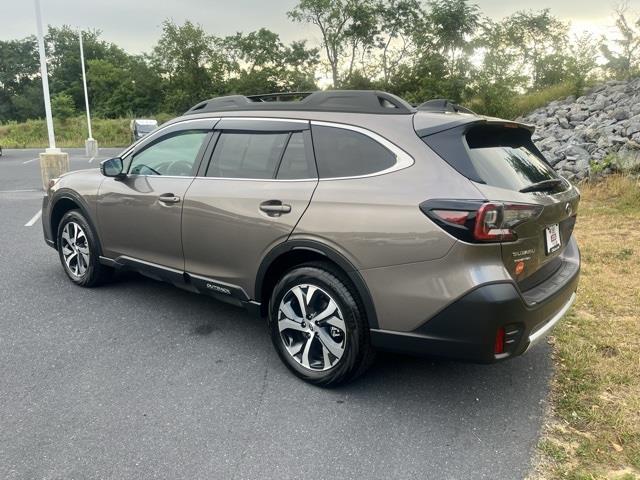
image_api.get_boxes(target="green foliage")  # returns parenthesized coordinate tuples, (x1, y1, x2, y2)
(590, 155, 614, 175)
(288, 0, 380, 87)
(0, 3, 635, 126)
(503, 9, 569, 89)
(0, 36, 43, 122)
(470, 82, 576, 119)
(150, 20, 226, 113)
(1, 116, 141, 148)
(50, 92, 76, 121)
(222, 29, 319, 94)
(566, 33, 599, 96)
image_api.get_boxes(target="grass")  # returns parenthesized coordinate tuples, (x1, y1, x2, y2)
(510, 83, 578, 119)
(0, 114, 173, 148)
(530, 175, 640, 480)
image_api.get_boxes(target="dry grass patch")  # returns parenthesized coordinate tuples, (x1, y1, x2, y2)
(531, 175, 640, 479)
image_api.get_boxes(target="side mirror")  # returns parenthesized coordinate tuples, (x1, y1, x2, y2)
(100, 157, 125, 179)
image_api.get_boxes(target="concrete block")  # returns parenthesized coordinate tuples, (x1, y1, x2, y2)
(85, 138, 99, 157)
(39, 149, 69, 190)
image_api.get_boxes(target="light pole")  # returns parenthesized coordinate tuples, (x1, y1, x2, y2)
(34, 0, 56, 152)
(79, 30, 98, 157)
(34, 0, 69, 190)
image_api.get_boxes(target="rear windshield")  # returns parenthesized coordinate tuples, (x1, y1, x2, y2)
(465, 125, 559, 191)
(420, 123, 562, 191)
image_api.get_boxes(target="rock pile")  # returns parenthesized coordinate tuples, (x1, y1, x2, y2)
(517, 78, 640, 180)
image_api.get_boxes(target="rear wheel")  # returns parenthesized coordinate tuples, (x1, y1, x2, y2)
(268, 263, 375, 386)
(57, 210, 112, 287)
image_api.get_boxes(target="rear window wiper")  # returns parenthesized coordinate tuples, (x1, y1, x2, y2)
(519, 178, 564, 193)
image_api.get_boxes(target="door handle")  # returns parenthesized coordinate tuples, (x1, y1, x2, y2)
(259, 200, 292, 216)
(158, 194, 181, 204)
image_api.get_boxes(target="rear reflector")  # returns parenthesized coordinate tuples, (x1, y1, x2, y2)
(494, 327, 505, 354)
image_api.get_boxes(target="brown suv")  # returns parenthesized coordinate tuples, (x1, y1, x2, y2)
(42, 91, 580, 386)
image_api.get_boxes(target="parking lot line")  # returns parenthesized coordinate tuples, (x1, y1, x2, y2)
(0, 189, 41, 193)
(24, 209, 42, 227)
(22, 158, 39, 165)
(88, 156, 96, 163)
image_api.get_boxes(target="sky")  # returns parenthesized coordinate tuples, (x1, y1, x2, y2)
(1, 0, 637, 54)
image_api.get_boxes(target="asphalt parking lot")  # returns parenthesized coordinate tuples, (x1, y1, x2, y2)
(1, 148, 552, 479)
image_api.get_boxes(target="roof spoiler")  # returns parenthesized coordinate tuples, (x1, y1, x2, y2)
(417, 99, 477, 115)
(415, 116, 535, 137)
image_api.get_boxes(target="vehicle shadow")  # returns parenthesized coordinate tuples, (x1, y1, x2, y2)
(33, 265, 553, 479)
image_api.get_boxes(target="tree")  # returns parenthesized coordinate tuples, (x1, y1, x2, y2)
(601, 5, 640, 79)
(86, 56, 162, 118)
(472, 19, 528, 117)
(288, 0, 379, 87)
(51, 92, 76, 121)
(222, 28, 319, 94)
(151, 20, 226, 113)
(504, 9, 569, 89)
(45, 26, 131, 110)
(0, 36, 43, 122)
(376, 0, 422, 86)
(396, 0, 481, 102)
(567, 33, 599, 95)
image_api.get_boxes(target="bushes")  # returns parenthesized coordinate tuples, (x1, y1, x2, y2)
(469, 82, 577, 119)
(0, 116, 135, 148)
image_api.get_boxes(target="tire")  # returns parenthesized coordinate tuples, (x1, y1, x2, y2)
(268, 262, 375, 386)
(57, 210, 112, 287)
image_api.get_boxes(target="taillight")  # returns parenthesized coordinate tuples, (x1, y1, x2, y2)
(420, 200, 542, 243)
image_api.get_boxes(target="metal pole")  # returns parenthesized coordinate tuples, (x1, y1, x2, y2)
(34, 0, 57, 151)
(79, 30, 93, 139)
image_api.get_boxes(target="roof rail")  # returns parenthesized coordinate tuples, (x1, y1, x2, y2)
(184, 90, 416, 115)
(417, 99, 476, 115)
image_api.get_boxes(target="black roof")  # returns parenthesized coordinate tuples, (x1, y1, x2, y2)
(184, 90, 416, 115)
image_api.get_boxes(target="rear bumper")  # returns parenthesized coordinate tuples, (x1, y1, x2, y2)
(370, 240, 580, 363)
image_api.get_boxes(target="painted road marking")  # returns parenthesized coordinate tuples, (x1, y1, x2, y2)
(22, 158, 39, 165)
(24, 209, 42, 227)
(0, 189, 41, 193)
(88, 155, 96, 163)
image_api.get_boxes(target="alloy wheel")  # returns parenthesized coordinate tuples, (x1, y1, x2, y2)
(61, 221, 90, 277)
(277, 284, 347, 371)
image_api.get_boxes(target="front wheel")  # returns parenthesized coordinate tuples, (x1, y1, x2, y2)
(268, 263, 375, 386)
(57, 210, 112, 287)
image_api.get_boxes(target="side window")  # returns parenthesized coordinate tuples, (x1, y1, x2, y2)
(129, 130, 208, 176)
(276, 132, 316, 179)
(311, 125, 396, 178)
(206, 132, 288, 179)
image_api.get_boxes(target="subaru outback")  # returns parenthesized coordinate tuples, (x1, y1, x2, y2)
(42, 90, 580, 386)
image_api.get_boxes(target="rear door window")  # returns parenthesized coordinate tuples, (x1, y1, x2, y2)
(276, 132, 316, 179)
(311, 125, 396, 178)
(206, 132, 288, 179)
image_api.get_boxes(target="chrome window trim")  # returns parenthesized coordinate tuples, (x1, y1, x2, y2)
(190, 177, 318, 183)
(118, 115, 414, 182)
(215, 117, 309, 125)
(119, 118, 221, 159)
